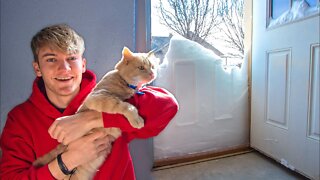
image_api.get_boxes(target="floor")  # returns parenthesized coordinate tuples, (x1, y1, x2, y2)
(152, 151, 309, 180)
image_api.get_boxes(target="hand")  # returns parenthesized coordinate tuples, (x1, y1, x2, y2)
(62, 130, 115, 170)
(48, 130, 115, 179)
(48, 110, 104, 145)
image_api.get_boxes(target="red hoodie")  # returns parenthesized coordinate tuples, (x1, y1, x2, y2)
(0, 70, 178, 180)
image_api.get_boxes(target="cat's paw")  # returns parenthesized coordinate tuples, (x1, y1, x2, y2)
(130, 116, 144, 129)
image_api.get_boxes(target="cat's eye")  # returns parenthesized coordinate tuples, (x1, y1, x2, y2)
(138, 66, 145, 70)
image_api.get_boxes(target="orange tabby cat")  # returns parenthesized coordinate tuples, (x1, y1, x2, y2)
(33, 47, 159, 179)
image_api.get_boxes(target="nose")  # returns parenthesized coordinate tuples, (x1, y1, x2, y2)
(58, 60, 71, 71)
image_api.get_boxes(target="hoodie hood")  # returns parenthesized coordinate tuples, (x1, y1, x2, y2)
(29, 70, 96, 119)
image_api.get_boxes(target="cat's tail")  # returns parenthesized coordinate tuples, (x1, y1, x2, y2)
(33, 144, 67, 167)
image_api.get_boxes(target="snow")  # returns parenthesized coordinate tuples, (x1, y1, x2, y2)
(269, 0, 319, 28)
(154, 36, 249, 160)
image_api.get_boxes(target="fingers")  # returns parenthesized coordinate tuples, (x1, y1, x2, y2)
(48, 120, 57, 138)
(48, 116, 67, 139)
(86, 130, 106, 141)
(97, 147, 112, 158)
(93, 133, 114, 148)
(48, 112, 104, 145)
(57, 130, 66, 144)
(96, 141, 110, 154)
(48, 120, 66, 144)
(63, 131, 116, 166)
(95, 135, 114, 157)
(48, 116, 76, 144)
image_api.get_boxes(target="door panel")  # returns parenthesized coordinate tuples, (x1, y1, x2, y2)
(308, 44, 319, 141)
(251, 1, 319, 179)
(266, 49, 291, 129)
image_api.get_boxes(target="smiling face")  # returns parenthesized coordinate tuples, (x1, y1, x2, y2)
(33, 46, 86, 107)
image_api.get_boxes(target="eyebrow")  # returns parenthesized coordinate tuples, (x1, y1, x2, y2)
(41, 53, 57, 58)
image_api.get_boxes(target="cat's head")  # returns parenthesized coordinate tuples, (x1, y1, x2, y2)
(115, 47, 160, 88)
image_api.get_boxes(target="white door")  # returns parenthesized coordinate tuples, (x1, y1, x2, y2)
(251, 0, 319, 179)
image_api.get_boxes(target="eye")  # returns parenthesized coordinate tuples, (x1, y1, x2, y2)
(67, 56, 77, 61)
(138, 66, 145, 70)
(46, 58, 56, 62)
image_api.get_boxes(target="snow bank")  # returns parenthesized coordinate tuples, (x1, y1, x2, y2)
(154, 36, 250, 160)
(269, 0, 319, 28)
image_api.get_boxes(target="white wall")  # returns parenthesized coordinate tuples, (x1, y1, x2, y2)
(0, 0, 152, 179)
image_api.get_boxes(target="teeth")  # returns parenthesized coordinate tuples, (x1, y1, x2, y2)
(56, 77, 72, 80)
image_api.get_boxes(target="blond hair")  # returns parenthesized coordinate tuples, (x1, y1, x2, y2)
(31, 24, 85, 62)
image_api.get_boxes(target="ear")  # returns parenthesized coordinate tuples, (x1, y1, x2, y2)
(147, 51, 160, 66)
(147, 51, 154, 58)
(122, 47, 134, 60)
(81, 58, 87, 73)
(147, 48, 156, 57)
(32, 61, 42, 77)
(154, 57, 160, 66)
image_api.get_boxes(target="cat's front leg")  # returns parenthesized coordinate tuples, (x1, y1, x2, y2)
(84, 94, 144, 129)
(122, 103, 144, 129)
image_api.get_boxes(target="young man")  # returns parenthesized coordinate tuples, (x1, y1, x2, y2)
(0, 24, 178, 179)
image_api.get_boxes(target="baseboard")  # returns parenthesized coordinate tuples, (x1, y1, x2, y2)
(153, 144, 252, 171)
(251, 147, 312, 180)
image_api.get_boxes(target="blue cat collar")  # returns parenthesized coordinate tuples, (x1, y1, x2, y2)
(128, 84, 137, 89)
(135, 91, 145, 95)
(128, 84, 145, 95)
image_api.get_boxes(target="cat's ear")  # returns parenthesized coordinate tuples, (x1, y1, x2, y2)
(122, 47, 134, 60)
(115, 47, 132, 69)
(147, 49, 156, 57)
(147, 50, 160, 66)
(146, 51, 154, 59)
(154, 57, 160, 66)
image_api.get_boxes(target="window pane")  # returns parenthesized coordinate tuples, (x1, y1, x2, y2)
(271, 0, 290, 19)
(305, 0, 318, 7)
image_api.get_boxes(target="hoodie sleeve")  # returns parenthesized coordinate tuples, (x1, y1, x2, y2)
(102, 86, 179, 142)
(0, 113, 55, 180)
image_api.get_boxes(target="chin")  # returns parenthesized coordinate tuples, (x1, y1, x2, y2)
(58, 86, 79, 96)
